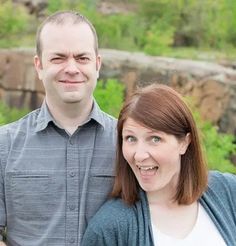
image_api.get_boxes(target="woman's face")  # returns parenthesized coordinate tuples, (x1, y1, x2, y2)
(122, 118, 190, 196)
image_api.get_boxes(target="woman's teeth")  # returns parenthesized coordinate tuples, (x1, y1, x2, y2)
(137, 166, 159, 176)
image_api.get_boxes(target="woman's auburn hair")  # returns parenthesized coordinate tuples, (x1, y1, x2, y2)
(111, 83, 208, 205)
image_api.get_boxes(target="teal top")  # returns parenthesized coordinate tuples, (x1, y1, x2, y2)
(82, 171, 236, 246)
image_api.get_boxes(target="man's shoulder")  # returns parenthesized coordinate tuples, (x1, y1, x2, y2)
(100, 111, 117, 128)
(0, 108, 40, 136)
(95, 111, 117, 143)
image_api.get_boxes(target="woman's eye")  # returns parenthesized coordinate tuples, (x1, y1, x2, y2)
(151, 136, 161, 143)
(124, 136, 136, 142)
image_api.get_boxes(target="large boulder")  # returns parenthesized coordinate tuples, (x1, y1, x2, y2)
(0, 48, 236, 135)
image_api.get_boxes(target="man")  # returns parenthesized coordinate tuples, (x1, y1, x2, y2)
(0, 11, 117, 245)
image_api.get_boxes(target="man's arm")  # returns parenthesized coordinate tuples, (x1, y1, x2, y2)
(0, 132, 7, 245)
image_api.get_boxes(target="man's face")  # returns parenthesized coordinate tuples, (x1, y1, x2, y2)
(34, 22, 101, 106)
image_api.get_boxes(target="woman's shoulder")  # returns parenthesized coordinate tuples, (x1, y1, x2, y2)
(208, 170, 236, 186)
(207, 170, 236, 196)
(82, 198, 143, 246)
(90, 198, 136, 226)
(83, 198, 138, 245)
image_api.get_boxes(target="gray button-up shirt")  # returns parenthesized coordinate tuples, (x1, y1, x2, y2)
(0, 101, 117, 245)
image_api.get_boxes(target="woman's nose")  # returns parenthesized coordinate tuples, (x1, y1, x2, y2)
(133, 145, 149, 162)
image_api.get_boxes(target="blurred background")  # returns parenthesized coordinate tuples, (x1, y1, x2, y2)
(0, 0, 236, 173)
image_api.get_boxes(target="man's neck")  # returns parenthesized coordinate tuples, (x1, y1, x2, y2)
(46, 99, 93, 135)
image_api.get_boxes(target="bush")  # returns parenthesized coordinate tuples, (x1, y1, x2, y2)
(201, 121, 236, 173)
(143, 22, 175, 55)
(192, 104, 236, 174)
(94, 79, 125, 118)
(0, 0, 32, 47)
(0, 102, 29, 126)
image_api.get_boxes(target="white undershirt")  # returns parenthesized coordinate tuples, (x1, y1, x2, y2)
(151, 203, 226, 246)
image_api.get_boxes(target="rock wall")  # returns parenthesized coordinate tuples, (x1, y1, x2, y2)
(0, 48, 236, 135)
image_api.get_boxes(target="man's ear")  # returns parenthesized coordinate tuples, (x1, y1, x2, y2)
(180, 133, 191, 155)
(96, 54, 101, 79)
(34, 55, 43, 80)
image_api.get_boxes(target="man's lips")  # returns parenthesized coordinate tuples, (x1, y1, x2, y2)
(58, 80, 85, 84)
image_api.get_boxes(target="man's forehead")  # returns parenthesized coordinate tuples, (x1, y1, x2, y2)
(41, 21, 90, 34)
(40, 22, 95, 46)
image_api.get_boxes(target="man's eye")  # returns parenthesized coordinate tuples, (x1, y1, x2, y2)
(77, 57, 90, 63)
(151, 136, 161, 143)
(51, 57, 63, 63)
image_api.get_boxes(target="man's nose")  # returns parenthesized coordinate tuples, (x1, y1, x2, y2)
(64, 59, 80, 74)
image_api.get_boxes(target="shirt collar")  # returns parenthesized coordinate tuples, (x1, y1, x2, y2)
(89, 100, 106, 129)
(35, 99, 106, 132)
(35, 101, 55, 132)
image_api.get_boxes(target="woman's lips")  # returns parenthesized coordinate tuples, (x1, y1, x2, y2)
(137, 165, 159, 176)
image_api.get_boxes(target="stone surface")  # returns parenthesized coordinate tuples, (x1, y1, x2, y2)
(0, 48, 236, 136)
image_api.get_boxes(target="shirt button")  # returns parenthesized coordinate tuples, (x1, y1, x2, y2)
(69, 139, 74, 145)
(70, 171, 75, 177)
(69, 204, 75, 211)
(69, 238, 75, 243)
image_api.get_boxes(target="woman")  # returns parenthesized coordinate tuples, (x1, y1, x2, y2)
(82, 84, 236, 246)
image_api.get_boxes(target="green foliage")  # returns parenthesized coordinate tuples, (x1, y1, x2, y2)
(2, 0, 236, 56)
(68, 2, 142, 51)
(0, 102, 29, 125)
(47, 0, 68, 13)
(191, 104, 236, 174)
(143, 22, 175, 55)
(172, 0, 229, 49)
(0, 0, 32, 47)
(47, 0, 82, 14)
(94, 79, 125, 118)
(202, 122, 236, 173)
(135, 0, 236, 52)
(94, 13, 140, 51)
(47, 0, 96, 14)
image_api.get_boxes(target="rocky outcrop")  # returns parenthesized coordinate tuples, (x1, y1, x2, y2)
(0, 48, 44, 110)
(0, 48, 236, 135)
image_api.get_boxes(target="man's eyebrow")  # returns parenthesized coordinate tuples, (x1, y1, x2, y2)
(49, 52, 93, 58)
(51, 52, 67, 57)
(74, 52, 92, 57)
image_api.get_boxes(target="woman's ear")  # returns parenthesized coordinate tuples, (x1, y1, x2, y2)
(179, 133, 191, 155)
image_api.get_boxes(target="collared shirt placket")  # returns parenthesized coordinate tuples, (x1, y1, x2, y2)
(65, 134, 79, 245)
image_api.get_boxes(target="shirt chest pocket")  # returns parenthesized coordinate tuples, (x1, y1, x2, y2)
(86, 169, 115, 221)
(10, 174, 52, 219)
